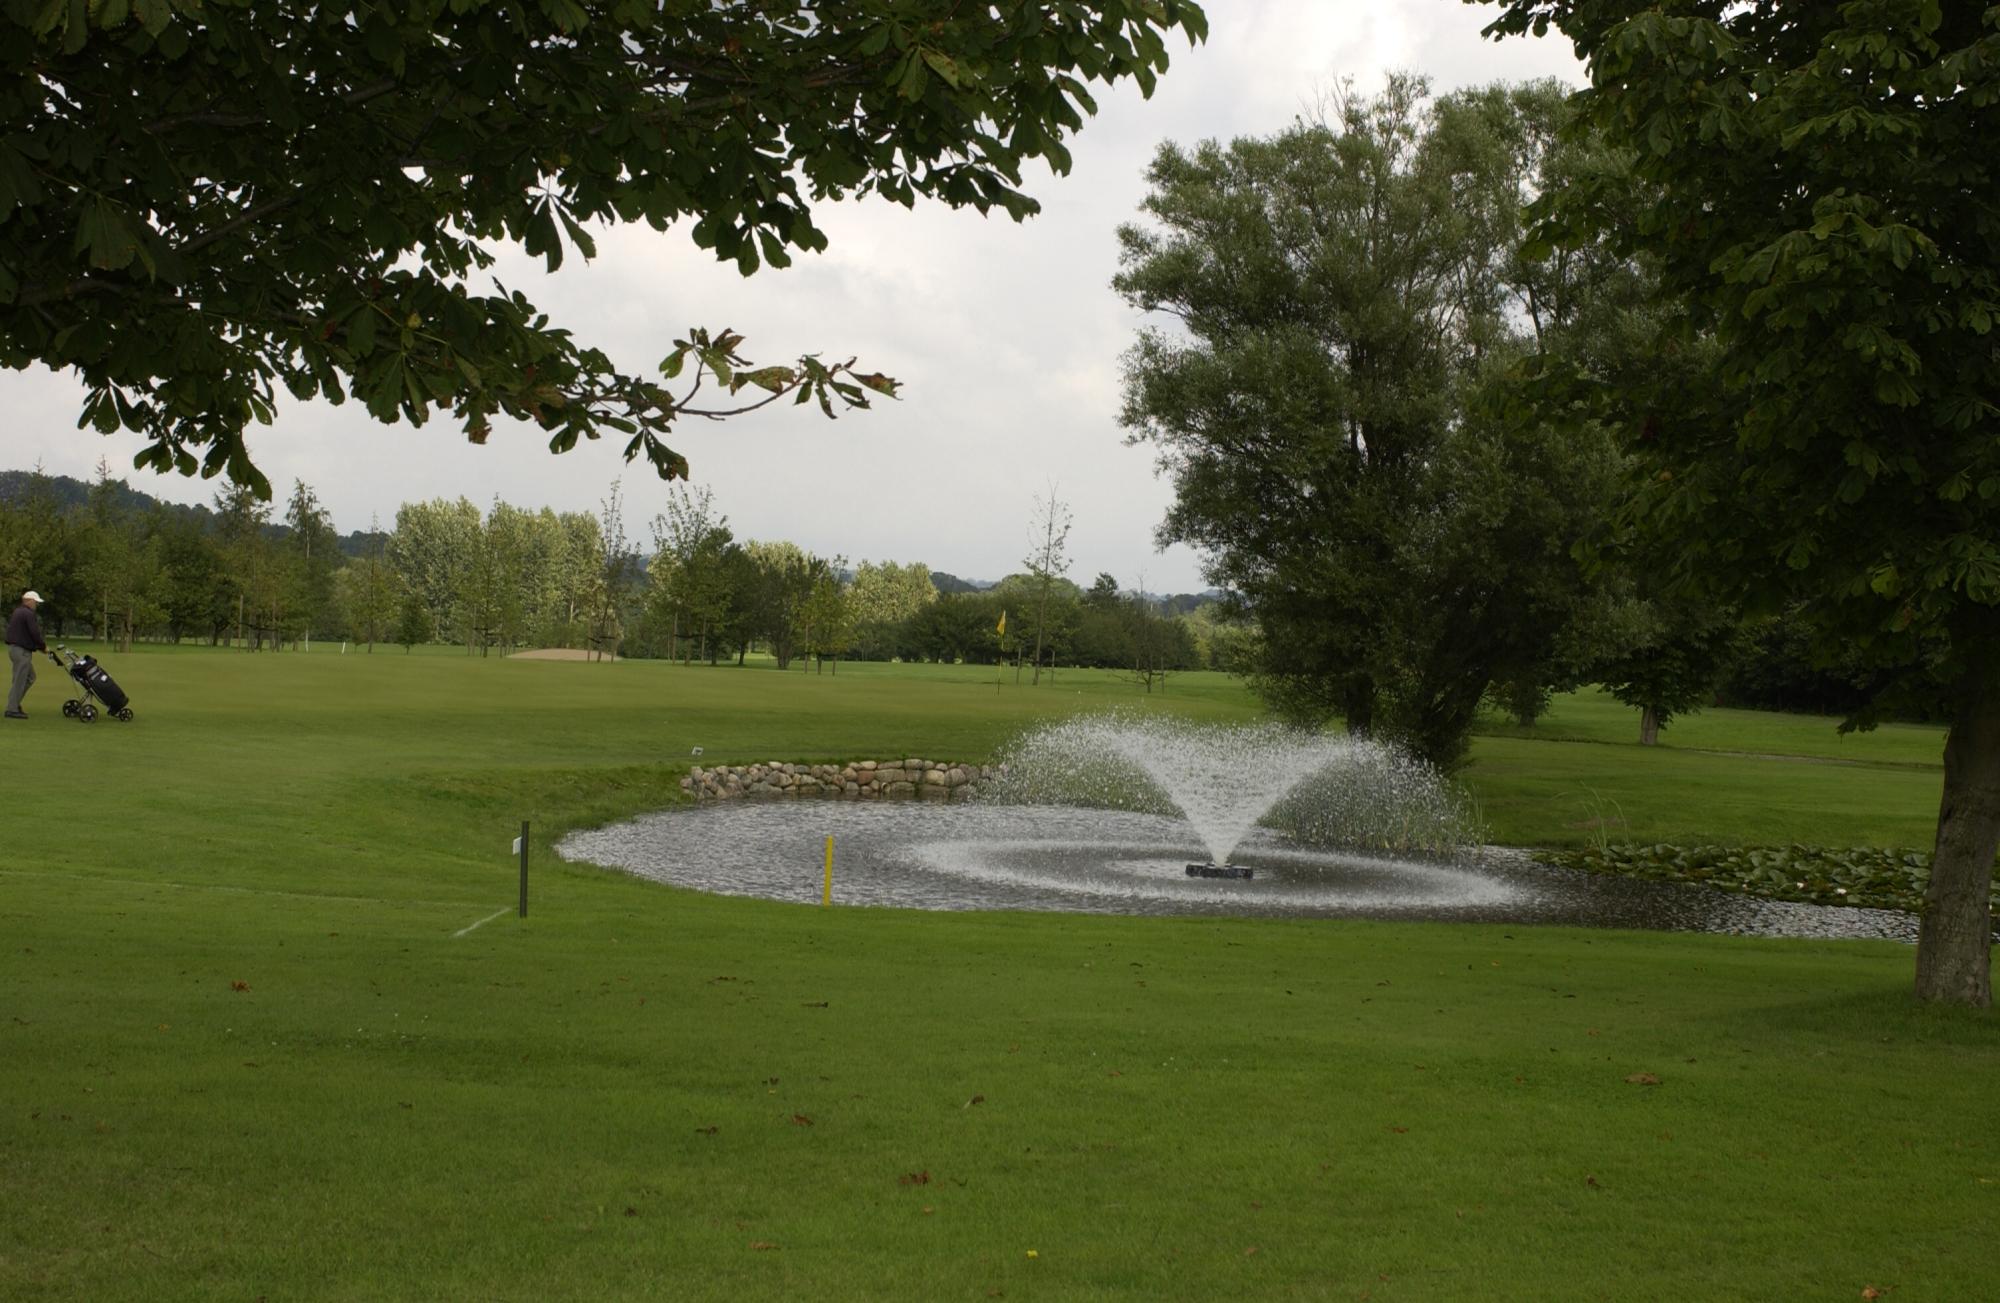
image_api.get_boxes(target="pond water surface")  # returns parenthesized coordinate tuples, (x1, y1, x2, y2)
(559, 802, 1916, 943)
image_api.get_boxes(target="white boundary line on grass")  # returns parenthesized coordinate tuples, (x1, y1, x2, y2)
(4, 870, 510, 939)
(453, 907, 512, 938)
(0, 867, 476, 910)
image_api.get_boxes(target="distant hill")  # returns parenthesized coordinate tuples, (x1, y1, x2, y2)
(929, 571, 995, 594)
(0, 468, 382, 556)
(922, 565, 1226, 613)
(0, 468, 200, 522)
(1158, 589, 1228, 616)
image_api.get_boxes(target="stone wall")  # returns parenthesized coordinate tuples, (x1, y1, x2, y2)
(679, 758, 999, 803)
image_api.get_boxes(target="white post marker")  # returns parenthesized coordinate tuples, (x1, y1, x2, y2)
(516, 820, 530, 917)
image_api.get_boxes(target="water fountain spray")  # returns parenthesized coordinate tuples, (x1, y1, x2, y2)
(985, 714, 1473, 877)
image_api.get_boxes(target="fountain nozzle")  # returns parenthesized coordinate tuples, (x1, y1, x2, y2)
(1186, 862, 1255, 881)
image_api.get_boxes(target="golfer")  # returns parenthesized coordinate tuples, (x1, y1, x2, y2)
(6, 589, 46, 719)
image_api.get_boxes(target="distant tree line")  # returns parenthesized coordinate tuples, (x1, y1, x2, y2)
(0, 469, 1244, 678)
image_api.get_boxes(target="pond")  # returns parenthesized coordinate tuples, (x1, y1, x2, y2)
(559, 801, 1917, 943)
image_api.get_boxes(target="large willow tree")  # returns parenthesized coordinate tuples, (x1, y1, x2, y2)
(1116, 76, 1634, 767)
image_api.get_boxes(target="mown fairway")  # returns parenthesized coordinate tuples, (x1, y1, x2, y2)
(4, 647, 1994, 1300)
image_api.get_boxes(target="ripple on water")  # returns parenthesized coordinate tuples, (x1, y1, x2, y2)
(556, 802, 1917, 942)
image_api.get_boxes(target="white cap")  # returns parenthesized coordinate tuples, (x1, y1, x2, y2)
(21, 591, 40, 603)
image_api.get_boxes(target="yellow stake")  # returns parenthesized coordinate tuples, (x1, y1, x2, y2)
(822, 835, 835, 907)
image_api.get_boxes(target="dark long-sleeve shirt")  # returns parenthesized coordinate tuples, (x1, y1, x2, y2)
(5, 605, 44, 652)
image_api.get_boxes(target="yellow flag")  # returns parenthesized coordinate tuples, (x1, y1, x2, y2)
(996, 609, 1007, 636)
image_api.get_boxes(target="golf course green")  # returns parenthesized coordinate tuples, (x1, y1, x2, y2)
(4, 646, 1993, 1299)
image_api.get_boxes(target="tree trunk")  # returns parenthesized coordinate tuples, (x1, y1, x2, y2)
(1917, 692, 2000, 1006)
(1638, 707, 1660, 747)
(1343, 678, 1375, 738)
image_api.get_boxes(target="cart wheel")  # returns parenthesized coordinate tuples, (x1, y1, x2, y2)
(116, 708, 134, 722)
(62, 699, 78, 717)
(79, 703, 96, 723)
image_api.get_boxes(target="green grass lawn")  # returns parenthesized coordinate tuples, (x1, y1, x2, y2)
(3, 646, 1991, 1300)
(1464, 688, 1947, 849)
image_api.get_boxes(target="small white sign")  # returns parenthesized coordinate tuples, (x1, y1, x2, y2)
(691, 746, 704, 757)
(511, 836, 523, 856)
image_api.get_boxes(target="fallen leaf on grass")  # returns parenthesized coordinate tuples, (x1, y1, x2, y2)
(1243, 1246, 1259, 1256)
(791, 1114, 814, 1127)
(1625, 1073, 1661, 1086)
(1585, 1175, 1601, 1189)
(1862, 1288, 1888, 1300)
(922, 1206, 935, 1215)
(230, 980, 251, 992)
(749, 1240, 778, 1251)
(899, 1171, 931, 1186)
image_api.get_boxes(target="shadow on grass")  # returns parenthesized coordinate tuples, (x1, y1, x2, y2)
(1720, 984, 1999, 1050)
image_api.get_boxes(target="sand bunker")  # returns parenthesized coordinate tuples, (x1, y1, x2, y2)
(506, 648, 618, 662)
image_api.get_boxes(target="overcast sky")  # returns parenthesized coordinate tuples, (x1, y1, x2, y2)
(6, 1, 1583, 592)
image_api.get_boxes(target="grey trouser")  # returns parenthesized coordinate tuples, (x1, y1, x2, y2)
(6, 644, 34, 714)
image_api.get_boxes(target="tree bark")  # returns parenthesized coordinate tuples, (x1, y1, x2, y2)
(1343, 677, 1375, 738)
(1917, 691, 2000, 1006)
(1638, 706, 1660, 747)
(1031, 594, 1046, 686)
